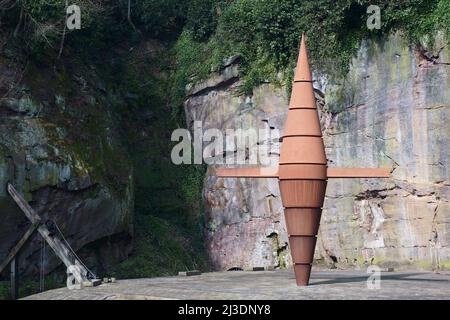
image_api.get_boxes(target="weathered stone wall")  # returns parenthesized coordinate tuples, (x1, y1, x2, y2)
(185, 62, 291, 270)
(0, 59, 134, 277)
(185, 34, 450, 271)
(318, 34, 449, 270)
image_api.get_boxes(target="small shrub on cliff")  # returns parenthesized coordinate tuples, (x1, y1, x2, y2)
(0, 0, 104, 56)
(173, 0, 449, 99)
(127, 0, 188, 39)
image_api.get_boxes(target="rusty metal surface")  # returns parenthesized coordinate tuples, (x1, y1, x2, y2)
(278, 164, 327, 180)
(213, 34, 391, 286)
(293, 35, 312, 82)
(279, 137, 327, 164)
(283, 109, 322, 137)
(289, 236, 317, 264)
(327, 168, 391, 178)
(214, 167, 279, 178)
(284, 208, 322, 236)
(279, 180, 327, 208)
(293, 264, 312, 286)
(289, 82, 316, 109)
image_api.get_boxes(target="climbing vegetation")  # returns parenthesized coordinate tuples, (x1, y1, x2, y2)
(1, 0, 449, 297)
(173, 0, 450, 98)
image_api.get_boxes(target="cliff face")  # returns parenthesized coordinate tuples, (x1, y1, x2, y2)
(319, 34, 449, 270)
(185, 34, 450, 271)
(0, 58, 134, 277)
(185, 63, 292, 270)
(0, 36, 210, 286)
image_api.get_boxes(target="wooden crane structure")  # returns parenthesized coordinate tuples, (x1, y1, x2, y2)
(0, 184, 100, 299)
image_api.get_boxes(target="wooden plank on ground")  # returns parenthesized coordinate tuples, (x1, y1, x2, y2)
(178, 270, 202, 277)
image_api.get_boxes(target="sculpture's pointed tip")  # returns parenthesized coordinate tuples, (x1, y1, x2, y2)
(288, 33, 316, 112)
(294, 34, 312, 82)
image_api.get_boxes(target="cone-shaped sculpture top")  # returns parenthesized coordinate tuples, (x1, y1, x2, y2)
(289, 35, 316, 110)
(294, 34, 312, 82)
(281, 34, 326, 165)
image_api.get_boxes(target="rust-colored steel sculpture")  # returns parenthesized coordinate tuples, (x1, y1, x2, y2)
(215, 35, 390, 286)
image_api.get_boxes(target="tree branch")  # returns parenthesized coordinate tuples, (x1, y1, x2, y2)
(127, 0, 139, 33)
(58, 0, 68, 59)
(13, 2, 23, 38)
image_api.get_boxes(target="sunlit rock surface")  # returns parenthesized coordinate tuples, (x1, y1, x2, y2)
(185, 33, 449, 271)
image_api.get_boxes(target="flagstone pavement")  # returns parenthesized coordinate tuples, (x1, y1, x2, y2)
(24, 269, 450, 300)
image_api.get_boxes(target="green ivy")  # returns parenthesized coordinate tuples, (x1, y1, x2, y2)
(173, 0, 450, 102)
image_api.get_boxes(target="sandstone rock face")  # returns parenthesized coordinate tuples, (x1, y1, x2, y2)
(319, 34, 449, 270)
(0, 61, 134, 277)
(185, 34, 450, 271)
(185, 64, 292, 270)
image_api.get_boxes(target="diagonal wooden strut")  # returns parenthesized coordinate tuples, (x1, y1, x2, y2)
(0, 221, 40, 275)
(5, 184, 90, 282)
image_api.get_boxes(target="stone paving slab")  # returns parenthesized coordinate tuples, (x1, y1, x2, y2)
(23, 269, 450, 300)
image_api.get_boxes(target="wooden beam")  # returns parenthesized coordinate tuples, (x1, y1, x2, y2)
(178, 270, 201, 277)
(7, 184, 89, 282)
(7, 185, 42, 225)
(0, 221, 40, 275)
(10, 258, 18, 300)
(327, 168, 391, 178)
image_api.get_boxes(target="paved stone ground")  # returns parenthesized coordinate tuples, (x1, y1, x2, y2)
(24, 269, 450, 300)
